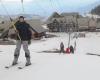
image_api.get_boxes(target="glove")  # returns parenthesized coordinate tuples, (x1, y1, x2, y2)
(28, 40, 31, 45)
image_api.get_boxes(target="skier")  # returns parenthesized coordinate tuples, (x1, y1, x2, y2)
(70, 45, 74, 54)
(60, 42, 65, 54)
(12, 16, 32, 66)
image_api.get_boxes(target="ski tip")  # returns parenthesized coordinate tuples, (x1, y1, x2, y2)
(5, 66, 9, 69)
(18, 67, 23, 69)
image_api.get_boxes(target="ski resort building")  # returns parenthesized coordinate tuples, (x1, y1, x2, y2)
(47, 12, 97, 32)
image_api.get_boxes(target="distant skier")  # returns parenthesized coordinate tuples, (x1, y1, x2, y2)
(74, 41, 76, 51)
(70, 45, 74, 54)
(12, 16, 33, 66)
(60, 42, 65, 54)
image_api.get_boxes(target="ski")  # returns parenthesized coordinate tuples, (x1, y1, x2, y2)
(18, 64, 32, 69)
(87, 53, 100, 56)
(18, 66, 25, 69)
(5, 64, 18, 69)
(5, 65, 12, 69)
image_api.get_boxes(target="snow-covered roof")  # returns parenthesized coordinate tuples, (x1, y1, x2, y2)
(26, 19, 47, 33)
(61, 12, 79, 17)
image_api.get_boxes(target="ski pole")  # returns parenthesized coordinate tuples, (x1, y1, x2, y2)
(10, 18, 21, 41)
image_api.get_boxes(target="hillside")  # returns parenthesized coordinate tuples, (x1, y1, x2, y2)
(91, 5, 100, 15)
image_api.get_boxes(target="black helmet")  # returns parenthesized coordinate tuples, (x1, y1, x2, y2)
(19, 16, 25, 19)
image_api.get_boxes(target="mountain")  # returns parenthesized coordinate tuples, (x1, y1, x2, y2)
(77, 0, 100, 14)
(91, 5, 100, 15)
(0, 14, 45, 21)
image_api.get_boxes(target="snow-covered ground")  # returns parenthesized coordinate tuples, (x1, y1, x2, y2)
(0, 32, 100, 80)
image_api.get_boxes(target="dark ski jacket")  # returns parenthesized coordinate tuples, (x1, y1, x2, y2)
(60, 42, 64, 49)
(15, 21, 32, 41)
(70, 45, 74, 53)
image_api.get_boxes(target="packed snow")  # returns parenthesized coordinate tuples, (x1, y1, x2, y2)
(0, 32, 100, 80)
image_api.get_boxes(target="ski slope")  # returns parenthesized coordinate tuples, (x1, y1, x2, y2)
(0, 32, 100, 80)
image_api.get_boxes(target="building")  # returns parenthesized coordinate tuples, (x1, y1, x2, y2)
(88, 18, 97, 31)
(0, 18, 47, 39)
(47, 12, 97, 32)
(77, 17, 90, 31)
(47, 12, 80, 32)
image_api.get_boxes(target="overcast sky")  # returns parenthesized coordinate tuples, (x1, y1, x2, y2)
(0, 0, 99, 16)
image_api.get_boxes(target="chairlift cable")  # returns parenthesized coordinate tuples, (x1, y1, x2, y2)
(49, 0, 58, 12)
(21, 0, 25, 14)
(34, 0, 48, 16)
(52, 0, 59, 12)
(21, 0, 48, 17)
(52, 0, 62, 12)
(0, 0, 11, 19)
(0, 0, 21, 40)
(58, 0, 65, 12)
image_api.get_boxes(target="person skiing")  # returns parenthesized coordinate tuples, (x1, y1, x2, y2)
(60, 42, 65, 54)
(70, 45, 74, 54)
(12, 16, 32, 66)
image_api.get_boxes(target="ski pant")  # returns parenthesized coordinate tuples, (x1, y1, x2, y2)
(60, 47, 65, 53)
(14, 40, 30, 59)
